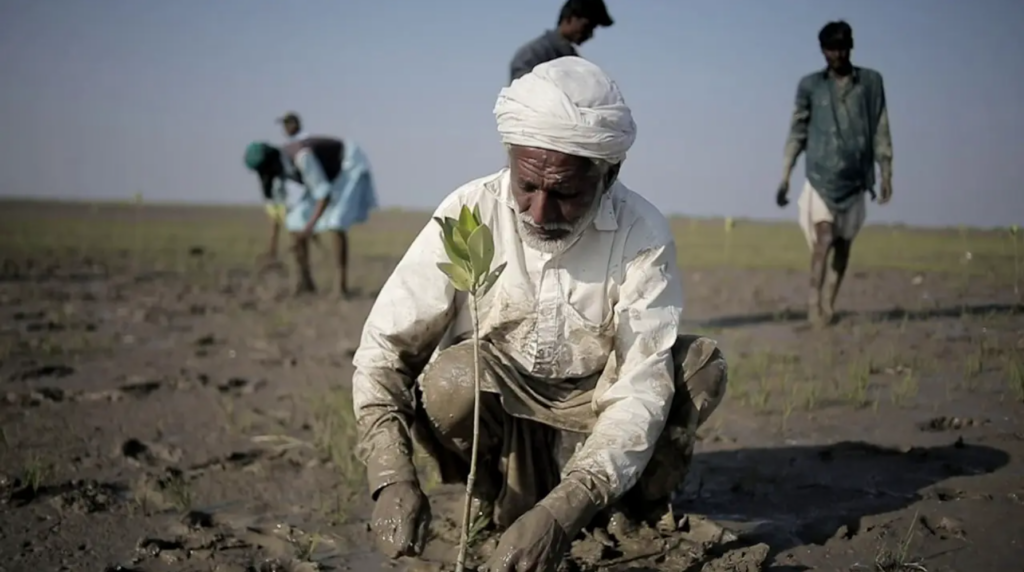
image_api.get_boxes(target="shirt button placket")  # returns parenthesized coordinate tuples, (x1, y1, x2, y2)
(533, 262, 560, 375)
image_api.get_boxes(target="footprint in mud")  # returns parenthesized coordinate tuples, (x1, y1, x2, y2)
(193, 334, 221, 357)
(11, 310, 46, 321)
(218, 377, 266, 395)
(120, 438, 183, 467)
(118, 380, 162, 399)
(24, 320, 67, 333)
(195, 334, 218, 347)
(9, 364, 75, 381)
(189, 449, 267, 472)
(3, 387, 70, 407)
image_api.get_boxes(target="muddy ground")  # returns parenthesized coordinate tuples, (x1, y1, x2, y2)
(1, 202, 1022, 572)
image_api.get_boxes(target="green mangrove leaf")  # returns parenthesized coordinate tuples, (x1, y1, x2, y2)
(437, 262, 473, 292)
(458, 205, 479, 235)
(467, 225, 495, 284)
(478, 262, 507, 297)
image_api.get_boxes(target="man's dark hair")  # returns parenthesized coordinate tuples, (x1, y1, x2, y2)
(818, 20, 853, 49)
(558, 0, 613, 27)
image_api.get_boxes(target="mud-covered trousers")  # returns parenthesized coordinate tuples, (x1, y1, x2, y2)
(411, 334, 728, 530)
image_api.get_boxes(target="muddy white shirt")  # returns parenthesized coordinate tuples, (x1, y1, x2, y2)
(352, 168, 684, 502)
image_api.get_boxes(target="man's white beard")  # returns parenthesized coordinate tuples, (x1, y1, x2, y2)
(516, 182, 606, 254)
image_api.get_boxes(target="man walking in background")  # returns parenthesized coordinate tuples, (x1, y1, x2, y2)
(776, 20, 894, 328)
(509, 0, 614, 83)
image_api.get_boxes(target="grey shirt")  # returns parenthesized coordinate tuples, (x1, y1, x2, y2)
(509, 30, 578, 84)
(784, 66, 894, 212)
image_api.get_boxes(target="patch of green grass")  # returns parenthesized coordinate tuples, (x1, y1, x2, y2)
(963, 342, 984, 388)
(891, 371, 920, 408)
(845, 355, 874, 408)
(1, 201, 1018, 279)
(23, 455, 53, 494)
(160, 470, 193, 513)
(873, 511, 928, 571)
(309, 386, 366, 523)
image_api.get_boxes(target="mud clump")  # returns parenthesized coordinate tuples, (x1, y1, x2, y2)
(701, 543, 769, 572)
(918, 416, 986, 432)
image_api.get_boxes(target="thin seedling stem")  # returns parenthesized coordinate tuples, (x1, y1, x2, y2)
(455, 295, 483, 572)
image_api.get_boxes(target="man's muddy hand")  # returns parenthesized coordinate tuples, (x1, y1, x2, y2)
(775, 181, 790, 208)
(878, 179, 892, 205)
(482, 505, 570, 572)
(370, 481, 431, 559)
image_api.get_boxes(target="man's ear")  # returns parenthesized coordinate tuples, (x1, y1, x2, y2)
(604, 163, 622, 189)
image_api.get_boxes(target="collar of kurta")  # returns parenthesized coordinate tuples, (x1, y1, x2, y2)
(820, 66, 861, 83)
(490, 168, 619, 232)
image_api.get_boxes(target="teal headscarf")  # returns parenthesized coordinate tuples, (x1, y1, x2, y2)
(244, 141, 272, 171)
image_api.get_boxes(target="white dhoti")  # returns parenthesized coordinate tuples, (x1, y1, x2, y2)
(797, 180, 867, 250)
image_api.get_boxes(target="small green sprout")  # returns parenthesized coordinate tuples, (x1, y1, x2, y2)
(434, 205, 506, 297)
(434, 204, 505, 572)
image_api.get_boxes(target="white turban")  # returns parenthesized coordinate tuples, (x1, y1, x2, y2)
(493, 56, 637, 165)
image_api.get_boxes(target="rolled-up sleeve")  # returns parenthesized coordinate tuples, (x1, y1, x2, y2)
(560, 228, 684, 506)
(295, 150, 333, 201)
(783, 77, 813, 172)
(351, 200, 462, 496)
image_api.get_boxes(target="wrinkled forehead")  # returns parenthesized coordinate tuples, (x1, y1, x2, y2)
(509, 144, 596, 172)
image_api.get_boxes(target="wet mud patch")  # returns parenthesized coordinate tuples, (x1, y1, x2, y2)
(3, 204, 1024, 572)
(671, 440, 1009, 553)
(120, 507, 353, 572)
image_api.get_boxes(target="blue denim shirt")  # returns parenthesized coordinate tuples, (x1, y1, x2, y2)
(784, 66, 894, 211)
(509, 30, 578, 84)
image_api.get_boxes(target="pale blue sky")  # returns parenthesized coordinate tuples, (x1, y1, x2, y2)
(1, 1, 1022, 228)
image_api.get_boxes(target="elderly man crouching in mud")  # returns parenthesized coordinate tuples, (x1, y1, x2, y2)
(352, 57, 728, 571)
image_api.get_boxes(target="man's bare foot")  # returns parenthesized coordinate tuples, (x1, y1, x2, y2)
(808, 289, 827, 329)
(820, 299, 836, 326)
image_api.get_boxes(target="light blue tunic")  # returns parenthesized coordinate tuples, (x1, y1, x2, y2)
(274, 140, 379, 233)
